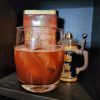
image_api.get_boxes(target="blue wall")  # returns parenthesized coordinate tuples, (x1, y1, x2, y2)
(36, 0, 93, 48)
(57, 7, 93, 48)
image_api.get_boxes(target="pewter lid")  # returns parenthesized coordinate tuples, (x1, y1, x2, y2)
(65, 32, 73, 40)
(64, 32, 78, 45)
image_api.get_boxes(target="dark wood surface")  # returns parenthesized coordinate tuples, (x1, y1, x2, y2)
(0, 72, 98, 100)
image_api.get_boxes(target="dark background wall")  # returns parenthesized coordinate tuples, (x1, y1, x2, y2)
(90, 0, 100, 98)
(0, 0, 16, 78)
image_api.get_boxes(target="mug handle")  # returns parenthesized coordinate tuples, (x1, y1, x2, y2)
(74, 49, 88, 74)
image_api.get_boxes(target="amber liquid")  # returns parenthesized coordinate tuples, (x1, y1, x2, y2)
(14, 45, 64, 85)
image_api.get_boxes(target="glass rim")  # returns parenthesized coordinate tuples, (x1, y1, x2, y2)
(16, 26, 64, 32)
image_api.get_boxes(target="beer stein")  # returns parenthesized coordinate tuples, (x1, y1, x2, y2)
(60, 32, 88, 82)
(14, 26, 64, 93)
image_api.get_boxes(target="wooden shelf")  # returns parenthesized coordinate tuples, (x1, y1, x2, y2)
(0, 72, 97, 100)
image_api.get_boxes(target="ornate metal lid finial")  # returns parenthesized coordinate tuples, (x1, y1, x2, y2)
(65, 32, 73, 40)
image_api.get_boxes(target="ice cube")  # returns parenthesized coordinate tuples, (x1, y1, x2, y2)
(30, 36, 38, 50)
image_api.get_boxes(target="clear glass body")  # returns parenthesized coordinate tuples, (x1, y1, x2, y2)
(14, 26, 64, 93)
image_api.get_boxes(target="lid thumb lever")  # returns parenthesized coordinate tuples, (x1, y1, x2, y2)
(81, 33, 87, 50)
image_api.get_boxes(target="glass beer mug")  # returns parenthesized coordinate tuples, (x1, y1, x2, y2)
(14, 26, 64, 93)
(60, 32, 88, 82)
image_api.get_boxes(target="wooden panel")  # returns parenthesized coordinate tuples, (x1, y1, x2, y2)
(0, 0, 16, 78)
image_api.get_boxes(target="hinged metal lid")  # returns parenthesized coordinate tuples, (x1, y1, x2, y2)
(63, 32, 78, 46)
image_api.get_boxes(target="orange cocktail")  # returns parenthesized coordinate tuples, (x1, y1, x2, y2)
(15, 26, 64, 93)
(14, 45, 64, 85)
